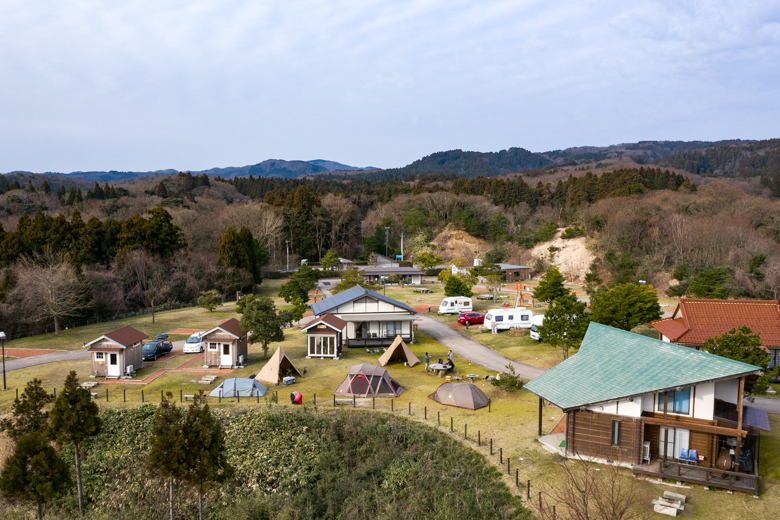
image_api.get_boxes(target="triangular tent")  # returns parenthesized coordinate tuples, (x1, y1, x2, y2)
(209, 378, 267, 398)
(377, 335, 420, 367)
(255, 346, 302, 385)
(332, 363, 403, 397)
(428, 382, 489, 410)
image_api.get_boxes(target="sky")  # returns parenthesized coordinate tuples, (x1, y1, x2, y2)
(1, 0, 779, 172)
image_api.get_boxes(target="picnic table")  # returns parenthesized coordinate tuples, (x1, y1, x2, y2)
(413, 287, 432, 293)
(466, 373, 480, 382)
(429, 363, 449, 377)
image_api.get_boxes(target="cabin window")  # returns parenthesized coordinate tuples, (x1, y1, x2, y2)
(611, 421, 620, 446)
(670, 388, 690, 414)
(95, 352, 104, 360)
(208, 343, 218, 351)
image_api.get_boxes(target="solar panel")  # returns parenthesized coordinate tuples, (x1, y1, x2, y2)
(742, 405, 771, 431)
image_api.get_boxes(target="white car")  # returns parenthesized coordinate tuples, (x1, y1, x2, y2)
(183, 333, 204, 353)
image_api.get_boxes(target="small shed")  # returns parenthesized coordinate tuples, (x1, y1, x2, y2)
(209, 378, 267, 398)
(202, 318, 248, 368)
(85, 326, 147, 378)
(377, 336, 420, 367)
(428, 383, 489, 410)
(255, 346, 302, 385)
(332, 363, 403, 397)
(302, 313, 345, 359)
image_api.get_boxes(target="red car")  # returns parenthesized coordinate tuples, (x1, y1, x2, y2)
(457, 312, 485, 326)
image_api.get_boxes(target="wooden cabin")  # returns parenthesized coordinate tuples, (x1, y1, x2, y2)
(525, 323, 769, 494)
(361, 267, 423, 285)
(311, 285, 417, 347)
(202, 318, 248, 368)
(301, 313, 346, 359)
(85, 326, 147, 378)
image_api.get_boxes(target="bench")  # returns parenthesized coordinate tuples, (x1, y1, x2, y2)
(90, 393, 98, 399)
(334, 398, 353, 405)
(81, 381, 98, 389)
(184, 394, 195, 401)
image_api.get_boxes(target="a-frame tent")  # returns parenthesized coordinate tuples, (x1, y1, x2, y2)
(377, 335, 420, 367)
(254, 346, 302, 385)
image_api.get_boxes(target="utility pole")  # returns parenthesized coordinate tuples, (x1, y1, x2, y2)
(384, 227, 390, 258)
(0, 331, 6, 391)
(285, 240, 290, 271)
(360, 220, 364, 249)
(400, 233, 404, 260)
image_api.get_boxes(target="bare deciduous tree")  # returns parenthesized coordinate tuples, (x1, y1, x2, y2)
(122, 250, 170, 323)
(12, 251, 92, 335)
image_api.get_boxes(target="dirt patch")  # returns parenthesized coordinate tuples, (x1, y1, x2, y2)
(530, 230, 596, 283)
(431, 228, 491, 261)
(412, 304, 434, 313)
(3, 348, 60, 358)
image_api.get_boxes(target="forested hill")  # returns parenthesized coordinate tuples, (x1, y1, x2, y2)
(656, 138, 780, 179)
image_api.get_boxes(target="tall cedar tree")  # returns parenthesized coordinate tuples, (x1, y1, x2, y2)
(179, 393, 233, 520)
(533, 265, 568, 302)
(0, 378, 53, 440)
(332, 266, 379, 294)
(703, 326, 778, 395)
(279, 264, 319, 321)
(49, 371, 101, 517)
(216, 226, 266, 284)
(240, 297, 293, 358)
(588, 283, 662, 331)
(538, 293, 590, 360)
(0, 432, 71, 520)
(320, 249, 340, 271)
(147, 393, 185, 520)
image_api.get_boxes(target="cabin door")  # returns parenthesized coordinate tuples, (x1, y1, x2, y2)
(221, 343, 232, 366)
(107, 353, 120, 377)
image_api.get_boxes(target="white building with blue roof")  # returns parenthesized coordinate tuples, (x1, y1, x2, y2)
(310, 285, 418, 347)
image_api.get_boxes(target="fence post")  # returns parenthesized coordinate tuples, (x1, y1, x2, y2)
(438, 411, 440, 426)
(507, 457, 510, 474)
(408, 402, 411, 416)
(53, 388, 56, 398)
(450, 417, 453, 432)
(527, 480, 530, 500)
(373, 396, 375, 409)
(219, 391, 221, 404)
(314, 393, 316, 405)
(515, 468, 518, 487)
(180, 390, 182, 403)
(106, 388, 108, 402)
(464, 424, 467, 440)
(16, 389, 18, 399)
(425, 406, 427, 420)
(141, 389, 144, 402)
(500, 447, 503, 464)
(489, 399, 491, 412)
(161, 390, 163, 402)
(123, 388, 126, 402)
(353, 395, 355, 408)
(391, 399, 394, 412)
(478, 431, 480, 446)
(237, 392, 240, 404)
(257, 392, 259, 404)
(490, 438, 493, 455)
(333, 395, 336, 407)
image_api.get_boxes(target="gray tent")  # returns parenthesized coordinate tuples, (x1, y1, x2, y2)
(332, 363, 403, 398)
(428, 382, 489, 410)
(209, 378, 267, 398)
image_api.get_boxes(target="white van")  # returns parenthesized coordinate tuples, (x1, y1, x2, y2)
(183, 333, 204, 353)
(483, 308, 533, 331)
(438, 297, 473, 315)
(529, 315, 545, 341)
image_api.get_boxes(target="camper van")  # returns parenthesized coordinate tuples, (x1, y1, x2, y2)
(438, 297, 473, 315)
(483, 308, 533, 331)
(529, 314, 545, 340)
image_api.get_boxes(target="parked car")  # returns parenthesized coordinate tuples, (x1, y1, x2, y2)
(529, 315, 545, 341)
(142, 341, 163, 361)
(183, 333, 204, 354)
(157, 340, 173, 355)
(457, 312, 485, 326)
(155, 333, 169, 341)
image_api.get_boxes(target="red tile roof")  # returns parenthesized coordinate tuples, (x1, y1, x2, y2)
(214, 318, 246, 338)
(650, 298, 780, 348)
(103, 326, 147, 347)
(302, 313, 347, 332)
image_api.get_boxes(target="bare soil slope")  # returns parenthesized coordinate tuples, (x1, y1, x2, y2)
(531, 230, 595, 283)
(432, 228, 491, 260)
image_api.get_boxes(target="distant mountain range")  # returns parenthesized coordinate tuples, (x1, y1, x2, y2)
(5, 139, 779, 183)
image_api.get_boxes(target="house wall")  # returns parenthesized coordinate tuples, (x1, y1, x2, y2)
(203, 332, 235, 366)
(566, 410, 643, 464)
(586, 398, 642, 417)
(715, 379, 739, 404)
(91, 352, 109, 377)
(334, 296, 412, 315)
(125, 343, 143, 372)
(643, 421, 716, 467)
(236, 335, 248, 363)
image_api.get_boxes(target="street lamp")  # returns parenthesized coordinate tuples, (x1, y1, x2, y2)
(1, 331, 6, 391)
(384, 227, 390, 257)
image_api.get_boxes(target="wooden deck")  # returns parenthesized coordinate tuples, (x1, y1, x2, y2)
(633, 460, 758, 494)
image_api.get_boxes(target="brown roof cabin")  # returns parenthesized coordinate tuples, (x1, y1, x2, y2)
(302, 313, 346, 359)
(86, 326, 147, 378)
(202, 318, 248, 368)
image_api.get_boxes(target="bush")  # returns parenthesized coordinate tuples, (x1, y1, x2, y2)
(561, 226, 584, 239)
(491, 364, 524, 391)
(263, 271, 283, 279)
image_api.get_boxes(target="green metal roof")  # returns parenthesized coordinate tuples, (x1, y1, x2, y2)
(524, 322, 762, 411)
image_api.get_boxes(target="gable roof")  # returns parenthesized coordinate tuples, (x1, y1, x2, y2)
(361, 267, 423, 276)
(302, 313, 347, 332)
(498, 263, 530, 270)
(524, 322, 762, 411)
(651, 298, 780, 347)
(87, 326, 147, 349)
(311, 285, 417, 315)
(205, 318, 246, 338)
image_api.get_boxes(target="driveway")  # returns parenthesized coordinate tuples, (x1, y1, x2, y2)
(746, 396, 780, 415)
(416, 315, 547, 379)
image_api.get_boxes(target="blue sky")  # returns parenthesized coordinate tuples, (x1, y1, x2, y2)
(1, 0, 778, 172)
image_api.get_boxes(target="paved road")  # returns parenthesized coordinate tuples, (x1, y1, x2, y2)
(746, 396, 780, 415)
(416, 315, 547, 379)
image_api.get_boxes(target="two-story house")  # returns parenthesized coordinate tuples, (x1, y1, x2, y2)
(310, 285, 417, 347)
(525, 323, 769, 494)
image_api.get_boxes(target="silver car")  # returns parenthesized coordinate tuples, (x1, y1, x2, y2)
(183, 333, 204, 353)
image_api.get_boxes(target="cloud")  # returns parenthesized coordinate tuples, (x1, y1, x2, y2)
(0, 0, 778, 171)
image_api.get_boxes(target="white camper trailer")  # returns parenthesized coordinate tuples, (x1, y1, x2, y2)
(438, 297, 473, 315)
(529, 314, 545, 340)
(483, 307, 533, 331)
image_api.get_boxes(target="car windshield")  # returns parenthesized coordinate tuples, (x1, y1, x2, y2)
(143, 342, 158, 350)
(186, 337, 200, 343)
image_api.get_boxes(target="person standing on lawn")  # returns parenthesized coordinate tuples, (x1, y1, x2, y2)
(424, 352, 430, 372)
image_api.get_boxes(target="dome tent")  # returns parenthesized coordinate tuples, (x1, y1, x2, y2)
(332, 363, 403, 398)
(428, 382, 489, 410)
(209, 378, 267, 398)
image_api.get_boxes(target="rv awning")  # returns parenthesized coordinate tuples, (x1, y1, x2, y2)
(337, 314, 418, 322)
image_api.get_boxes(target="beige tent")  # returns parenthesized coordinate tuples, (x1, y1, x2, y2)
(254, 346, 302, 385)
(377, 335, 420, 368)
(428, 383, 489, 410)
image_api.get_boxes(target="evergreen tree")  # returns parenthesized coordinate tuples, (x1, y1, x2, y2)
(240, 297, 292, 358)
(0, 378, 53, 441)
(40, 180, 52, 195)
(75, 189, 83, 203)
(92, 182, 105, 200)
(179, 393, 233, 520)
(688, 267, 732, 298)
(147, 393, 185, 520)
(533, 265, 568, 302)
(154, 181, 168, 198)
(197, 290, 223, 312)
(0, 432, 71, 520)
(703, 326, 778, 395)
(10, 179, 21, 190)
(321, 249, 340, 271)
(332, 266, 379, 294)
(49, 371, 102, 517)
(56, 185, 66, 200)
(538, 293, 590, 360)
(65, 187, 78, 205)
(25, 180, 35, 193)
(589, 283, 662, 331)
(444, 275, 473, 297)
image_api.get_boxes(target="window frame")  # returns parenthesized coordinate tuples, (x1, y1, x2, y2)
(95, 352, 104, 360)
(611, 421, 620, 446)
(208, 342, 218, 351)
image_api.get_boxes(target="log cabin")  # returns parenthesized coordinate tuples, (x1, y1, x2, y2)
(525, 323, 769, 494)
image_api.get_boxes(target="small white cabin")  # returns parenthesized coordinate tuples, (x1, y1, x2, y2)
(483, 307, 533, 331)
(438, 297, 473, 315)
